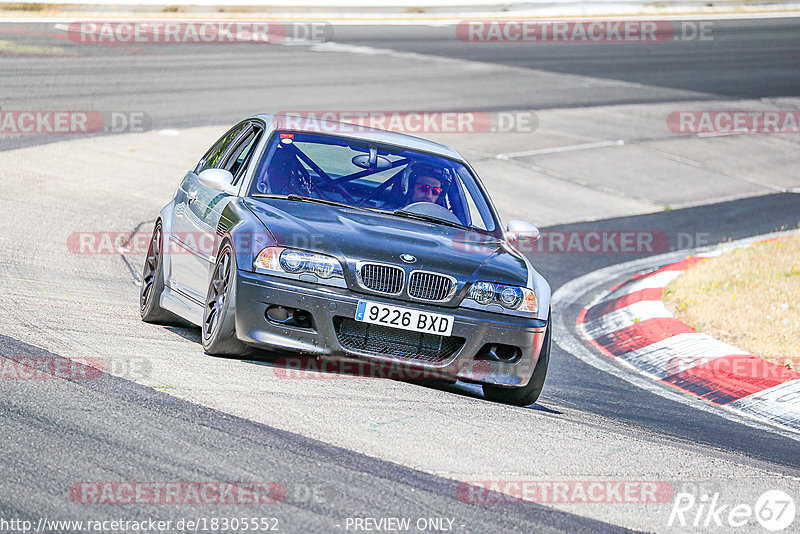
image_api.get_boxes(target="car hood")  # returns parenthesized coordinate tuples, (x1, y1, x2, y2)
(244, 198, 529, 291)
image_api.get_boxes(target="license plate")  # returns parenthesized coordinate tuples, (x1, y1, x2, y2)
(355, 300, 454, 337)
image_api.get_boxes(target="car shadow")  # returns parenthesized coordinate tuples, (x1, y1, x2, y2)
(162, 325, 202, 344)
(241, 353, 561, 414)
(436, 381, 562, 414)
(157, 325, 562, 414)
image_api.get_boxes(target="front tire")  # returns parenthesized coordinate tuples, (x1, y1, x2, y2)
(202, 241, 252, 356)
(140, 221, 180, 324)
(482, 310, 551, 406)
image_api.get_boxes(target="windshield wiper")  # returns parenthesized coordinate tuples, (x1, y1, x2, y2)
(251, 194, 379, 213)
(285, 194, 354, 208)
(391, 209, 471, 230)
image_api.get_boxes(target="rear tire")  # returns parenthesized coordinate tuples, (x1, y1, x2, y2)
(482, 310, 551, 406)
(140, 221, 181, 324)
(202, 241, 252, 357)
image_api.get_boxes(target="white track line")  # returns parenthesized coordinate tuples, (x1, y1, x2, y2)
(581, 300, 673, 339)
(496, 140, 625, 160)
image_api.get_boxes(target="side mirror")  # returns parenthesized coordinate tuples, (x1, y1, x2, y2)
(198, 168, 235, 192)
(506, 219, 540, 244)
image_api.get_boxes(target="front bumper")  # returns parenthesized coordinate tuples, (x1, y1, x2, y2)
(235, 270, 548, 387)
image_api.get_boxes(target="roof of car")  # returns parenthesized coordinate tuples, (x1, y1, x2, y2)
(250, 113, 465, 162)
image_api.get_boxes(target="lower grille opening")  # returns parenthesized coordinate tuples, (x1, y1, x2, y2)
(334, 317, 464, 363)
(475, 343, 521, 363)
(265, 306, 314, 329)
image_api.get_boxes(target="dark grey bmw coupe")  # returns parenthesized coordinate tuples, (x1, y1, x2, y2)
(140, 114, 551, 405)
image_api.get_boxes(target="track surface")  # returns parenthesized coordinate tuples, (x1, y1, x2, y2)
(1, 18, 800, 533)
(2, 18, 800, 150)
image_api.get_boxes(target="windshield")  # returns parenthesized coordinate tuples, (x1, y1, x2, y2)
(248, 131, 498, 232)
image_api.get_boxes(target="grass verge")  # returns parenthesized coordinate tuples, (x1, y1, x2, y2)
(663, 232, 800, 370)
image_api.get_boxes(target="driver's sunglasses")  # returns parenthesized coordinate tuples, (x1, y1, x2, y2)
(416, 183, 442, 195)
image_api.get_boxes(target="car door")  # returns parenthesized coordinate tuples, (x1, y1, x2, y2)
(168, 122, 262, 302)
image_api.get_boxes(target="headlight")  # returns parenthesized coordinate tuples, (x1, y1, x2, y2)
(466, 281, 537, 315)
(468, 281, 495, 305)
(254, 247, 343, 280)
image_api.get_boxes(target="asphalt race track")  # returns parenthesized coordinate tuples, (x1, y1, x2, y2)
(1, 16, 800, 533)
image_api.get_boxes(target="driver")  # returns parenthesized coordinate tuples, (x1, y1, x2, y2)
(404, 163, 447, 207)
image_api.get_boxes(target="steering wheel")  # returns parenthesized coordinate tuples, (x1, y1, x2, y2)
(401, 202, 463, 225)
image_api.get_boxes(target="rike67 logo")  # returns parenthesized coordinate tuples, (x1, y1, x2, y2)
(669, 490, 795, 531)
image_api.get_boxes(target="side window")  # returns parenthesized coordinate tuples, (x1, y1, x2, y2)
(195, 123, 248, 174)
(225, 126, 264, 184)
